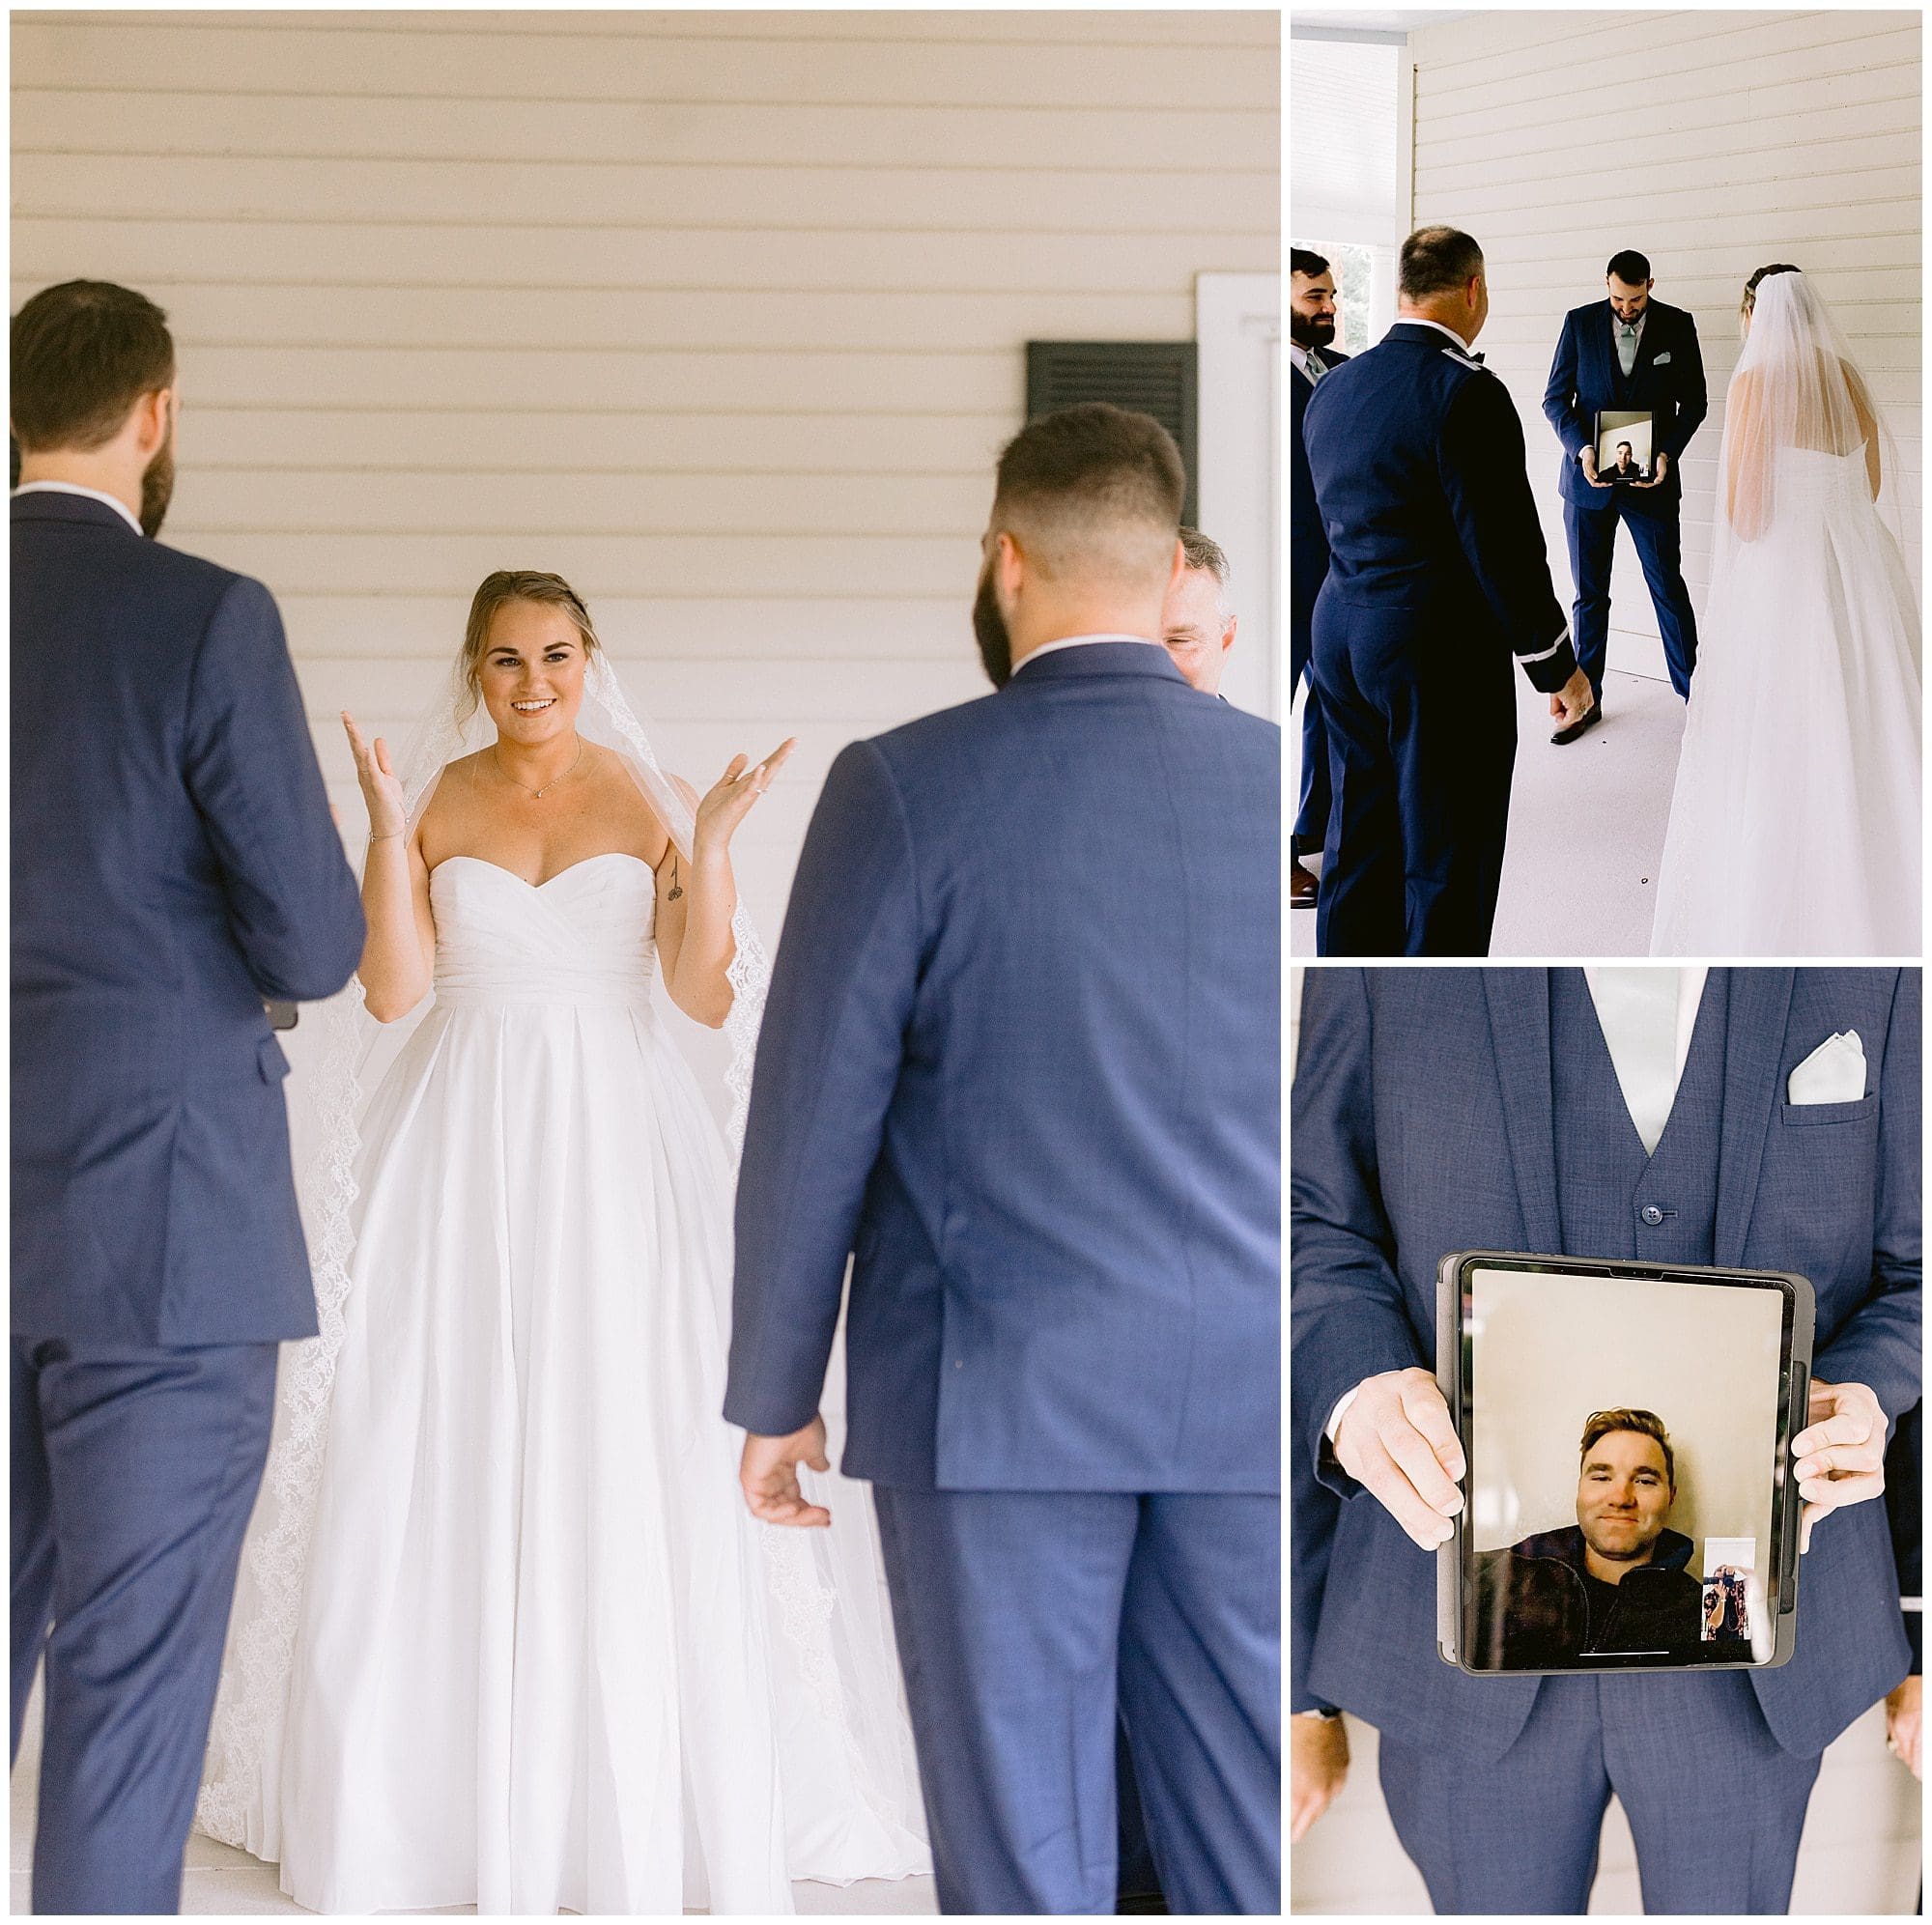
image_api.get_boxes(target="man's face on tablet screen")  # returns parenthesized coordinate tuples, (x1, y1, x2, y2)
(1577, 1430, 1674, 1564)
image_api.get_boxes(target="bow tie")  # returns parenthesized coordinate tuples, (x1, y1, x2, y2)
(1467, 351, 1485, 365)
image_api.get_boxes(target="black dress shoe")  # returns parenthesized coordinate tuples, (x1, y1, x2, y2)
(1290, 859, 1318, 907)
(1550, 700, 1603, 746)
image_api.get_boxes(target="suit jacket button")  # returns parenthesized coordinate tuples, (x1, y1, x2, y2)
(1640, 1204, 1664, 1226)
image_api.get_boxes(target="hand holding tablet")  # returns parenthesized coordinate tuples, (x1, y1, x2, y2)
(1792, 1377, 1889, 1552)
(1332, 1368, 1467, 1551)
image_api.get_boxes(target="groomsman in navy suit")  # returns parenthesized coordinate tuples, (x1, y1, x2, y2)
(1304, 225, 1594, 957)
(1294, 966, 1919, 1912)
(1542, 248, 1708, 738)
(1289, 248, 1346, 908)
(11, 282, 364, 1911)
(726, 403, 1279, 1914)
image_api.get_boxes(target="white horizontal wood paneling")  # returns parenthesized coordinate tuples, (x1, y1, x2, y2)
(1407, 8, 1921, 679)
(13, 7, 1279, 938)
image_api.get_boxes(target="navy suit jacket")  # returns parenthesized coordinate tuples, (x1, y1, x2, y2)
(1292, 968, 1918, 1760)
(12, 492, 364, 1345)
(1290, 348, 1349, 668)
(1305, 324, 1577, 694)
(724, 642, 1280, 1494)
(1543, 297, 1708, 518)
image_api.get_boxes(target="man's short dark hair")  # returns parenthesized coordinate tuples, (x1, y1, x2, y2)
(1617, 441, 1633, 455)
(12, 280, 176, 454)
(992, 403, 1185, 580)
(1606, 249, 1652, 286)
(1178, 525, 1228, 582)
(1399, 226, 1484, 301)
(1581, 1407, 1676, 1488)
(1292, 247, 1331, 280)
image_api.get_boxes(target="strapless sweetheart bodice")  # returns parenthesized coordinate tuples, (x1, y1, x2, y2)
(429, 852, 658, 1009)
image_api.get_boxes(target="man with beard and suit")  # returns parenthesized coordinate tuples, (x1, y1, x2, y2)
(1304, 225, 1594, 957)
(1289, 248, 1346, 908)
(1542, 249, 1708, 738)
(1293, 966, 1918, 1912)
(727, 402, 1280, 1914)
(11, 279, 364, 1911)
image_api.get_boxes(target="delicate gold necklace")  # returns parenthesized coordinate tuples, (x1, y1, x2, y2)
(495, 736, 582, 799)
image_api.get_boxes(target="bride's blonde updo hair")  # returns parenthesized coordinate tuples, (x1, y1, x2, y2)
(458, 570, 601, 720)
(1740, 262, 1802, 333)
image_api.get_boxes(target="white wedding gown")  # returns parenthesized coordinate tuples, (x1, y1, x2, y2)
(207, 852, 928, 1914)
(1650, 276, 1921, 956)
(1650, 443, 1921, 954)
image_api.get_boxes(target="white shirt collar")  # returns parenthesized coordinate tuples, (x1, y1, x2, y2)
(1289, 340, 1323, 382)
(13, 479, 142, 536)
(1583, 965, 1710, 1114)
(1396, 316, 1476, 353)
(1014, 633, 1161, 673)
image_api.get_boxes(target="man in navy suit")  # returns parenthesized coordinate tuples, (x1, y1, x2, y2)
(1305, 225, 1595, 958)
(1293, 967, 1918, 1912)
(1290, 248, 1346, 907)
(725, 403, 1279, 1914)
(1543, 249, 1708, 738)
(1159, 524, 1239, 694)
(11, 281, 364, 1912)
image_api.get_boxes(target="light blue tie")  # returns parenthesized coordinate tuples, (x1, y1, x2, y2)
(1306, 350, 1326, 386)
(1618, 322, 1638, 377)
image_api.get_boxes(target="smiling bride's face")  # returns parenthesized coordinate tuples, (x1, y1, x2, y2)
(477, 599, 591, 747)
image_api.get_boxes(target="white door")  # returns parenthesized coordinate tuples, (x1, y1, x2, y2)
(1197, 271, 1282, 721)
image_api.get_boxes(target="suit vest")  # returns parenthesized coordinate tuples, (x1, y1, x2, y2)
(1549, 968, 1728, 1262)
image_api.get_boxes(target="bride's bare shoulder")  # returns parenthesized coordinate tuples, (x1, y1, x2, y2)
(412, 749, 490, 847)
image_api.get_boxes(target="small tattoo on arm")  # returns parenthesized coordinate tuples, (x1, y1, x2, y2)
(668, 854, 683, 902)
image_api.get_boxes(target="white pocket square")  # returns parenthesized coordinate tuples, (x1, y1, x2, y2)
(1654, 351, 1672, 364)
(1788, 1031, 1865, 1104)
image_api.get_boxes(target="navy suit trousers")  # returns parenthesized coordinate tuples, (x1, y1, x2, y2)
(1378, 1671, 1821, 1914)
(1563, 495, 1699, 698)
(1291, 607, 1332, 858)
(12, 1338, 276, 1915)
(873, 1487, 1280, 1915)
(1312, 595, 1518, 956)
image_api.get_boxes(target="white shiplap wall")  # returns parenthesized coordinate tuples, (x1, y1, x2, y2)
(1409, 8, 1921, 682)
(12, 7, 1280, 942)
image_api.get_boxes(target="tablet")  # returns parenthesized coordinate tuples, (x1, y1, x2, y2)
(1435, 1252, 1814, 1677)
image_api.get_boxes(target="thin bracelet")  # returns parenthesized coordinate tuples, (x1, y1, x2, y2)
(367, 829, 405, 843)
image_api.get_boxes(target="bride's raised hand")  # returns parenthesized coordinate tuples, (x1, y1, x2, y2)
(341, 710, 407, 841)
(693, 737, 797, 855)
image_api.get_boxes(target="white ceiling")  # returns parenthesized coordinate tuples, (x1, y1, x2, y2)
(1292, 9, 1476, 35)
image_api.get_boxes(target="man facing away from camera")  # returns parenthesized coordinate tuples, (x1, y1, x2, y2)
(11, 279, 363, 1912)
(1303, 225, 1595, 957)
(727, 403, 1281, 1914)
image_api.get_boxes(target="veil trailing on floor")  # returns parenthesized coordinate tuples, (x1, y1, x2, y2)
(196, 649, 927, 1876)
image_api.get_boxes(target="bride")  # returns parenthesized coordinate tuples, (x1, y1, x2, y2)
(1650, 264, 1921, 954)
(196, 570, 929, 1913)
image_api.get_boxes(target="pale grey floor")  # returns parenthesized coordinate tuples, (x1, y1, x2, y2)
(10, 1681, 937, 1916)
(1290, 666, 1685, 959)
